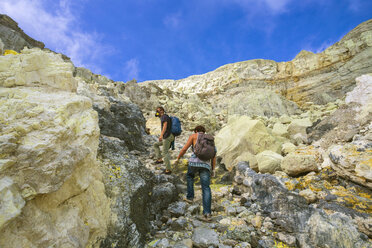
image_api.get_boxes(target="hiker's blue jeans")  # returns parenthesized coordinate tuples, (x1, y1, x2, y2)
(186, 166, 211, 215)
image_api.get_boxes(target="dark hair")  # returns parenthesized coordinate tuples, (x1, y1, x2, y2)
(156, 106, 165, 112)
(194, 125, 206, 133)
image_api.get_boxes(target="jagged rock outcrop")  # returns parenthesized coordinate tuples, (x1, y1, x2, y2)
(0, 48, 110, 247)
(76, 68, 146, 151)
(0, 14, 45, 52)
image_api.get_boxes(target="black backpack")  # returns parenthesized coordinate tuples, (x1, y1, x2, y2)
(194, 133, 216, 161)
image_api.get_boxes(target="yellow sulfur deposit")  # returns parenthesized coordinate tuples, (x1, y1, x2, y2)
(3, 50, 19, 56)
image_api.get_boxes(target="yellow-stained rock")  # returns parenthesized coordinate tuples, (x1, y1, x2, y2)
(216, 116, 282, 170)
(0, 49, 109, 247)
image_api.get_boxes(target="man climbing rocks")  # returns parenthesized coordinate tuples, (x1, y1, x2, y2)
(175, 125, 216, 221)
(153, 106, 174, 174)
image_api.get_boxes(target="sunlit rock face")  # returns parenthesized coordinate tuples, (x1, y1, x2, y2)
(0, 48, 110, 247)
(134, 20, 372, 133)
(141, 19, 372, 106)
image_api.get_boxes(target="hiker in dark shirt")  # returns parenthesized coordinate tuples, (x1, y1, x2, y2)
(153, 106, 174, 174)
(175, 125, 216, 221)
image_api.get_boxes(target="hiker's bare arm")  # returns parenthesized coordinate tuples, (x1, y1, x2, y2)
(177, 135, 194, 160)
(159, 122, 167, 141)
(212, 156, 216, 170)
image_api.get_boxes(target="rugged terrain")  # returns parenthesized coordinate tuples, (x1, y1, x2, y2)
(0, 14, 371, 248)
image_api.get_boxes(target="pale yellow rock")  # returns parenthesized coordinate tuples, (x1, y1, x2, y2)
(281, 152, 318, 176)
(0, 48, 77, 91)
(251, 215, 262, 228)
(256, 150, 283, 174)
(146, 117, 161, 135)
(329, 144, 372, 189)
(287, 118, 312, 138)
(0, 177, 25, 229)
(215, 116, 282, 170)
(279, 115, 292, 124)
(272, 123, 289, 138)
(281, 142, 297, 156)
(0, 49, 109, 247)
(299, 189, 317, 203)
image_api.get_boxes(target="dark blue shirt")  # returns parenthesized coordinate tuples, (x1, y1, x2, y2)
(161, 114, 172, 139)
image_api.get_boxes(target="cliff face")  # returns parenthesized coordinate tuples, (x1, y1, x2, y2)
(141, 19, 372, 105)
(0, 48, 110, 247)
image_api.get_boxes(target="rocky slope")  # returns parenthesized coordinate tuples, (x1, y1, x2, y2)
(1, 14, 371, 248)
(130, 19, 372, 132)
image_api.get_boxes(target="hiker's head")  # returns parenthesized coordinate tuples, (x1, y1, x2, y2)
(155, 106, 165, 117)
(194, 125, 206, 133)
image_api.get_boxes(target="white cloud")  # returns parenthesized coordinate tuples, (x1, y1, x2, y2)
(0, 0, 110, 71)
(123, 58, 139, 81)
(163, 13, 182, 29)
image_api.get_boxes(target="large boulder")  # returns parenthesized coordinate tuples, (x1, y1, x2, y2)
(0, 48, 110, 247)
(215, 116, 282, 170)
(329, 141, 372, 190)
(256, 150, 283, 174)
(281, 151, 319, 176)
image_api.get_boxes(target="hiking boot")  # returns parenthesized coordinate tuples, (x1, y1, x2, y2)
(154, 159, 163, 164)
(183, 197, 193, 204)
(198, 214, 212, 222)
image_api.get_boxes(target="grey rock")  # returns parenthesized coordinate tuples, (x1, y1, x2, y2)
(170, 217, 188, 231)
(188, 205, 201, 215)
(98, 136, 155, 248)
(152, 183, 178, 212)
(300, 211, 372, 248)
(168, 201, 188, 218)
(277, 233, 296, 246)
(156, 238, 170, 248)
(226, 206, 237, 216)
(226, 226, 252, 243)
(0, 14, 45, 52)
(258, 237, 275, 248)
(94, 98, 146, 151)
(234, 175, 244, 184)
(192, 227, 220, 248)
(236, 206, 246, 214)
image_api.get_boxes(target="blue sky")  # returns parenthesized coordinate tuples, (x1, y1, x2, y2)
(0, 0, 371, 82)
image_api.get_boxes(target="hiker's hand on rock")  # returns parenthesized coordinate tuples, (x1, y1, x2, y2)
(174, 159, 179, 165)
(159, 136, 163, 142)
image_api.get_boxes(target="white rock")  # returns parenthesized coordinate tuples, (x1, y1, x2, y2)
(0, 177, 25, 229)
(256, 150, 283, 174)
